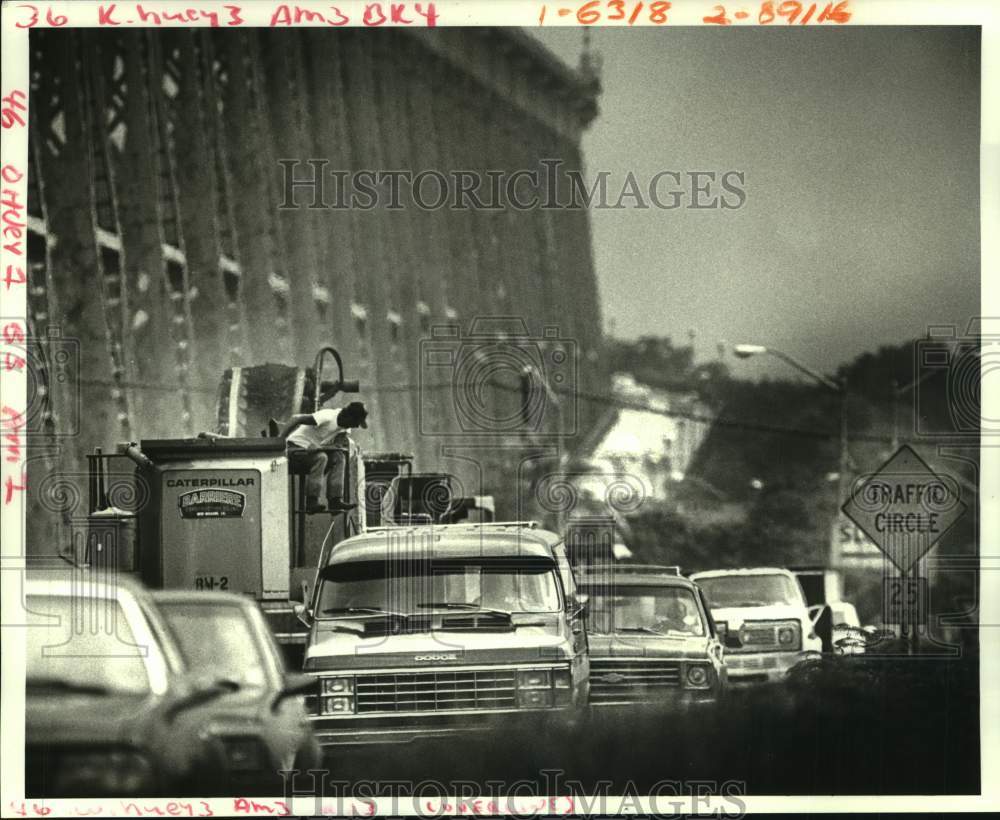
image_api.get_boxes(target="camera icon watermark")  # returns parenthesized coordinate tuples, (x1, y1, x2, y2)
(418, 317, 578, 438)
(2, 323, 81, 438)
(914, 317, 996, 439)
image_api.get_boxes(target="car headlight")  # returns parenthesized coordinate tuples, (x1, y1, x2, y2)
(518, 670, 551, 689)
(54, 749, 156, 796)
(685, 664, 711, 689)
(220, 737, 266, 772)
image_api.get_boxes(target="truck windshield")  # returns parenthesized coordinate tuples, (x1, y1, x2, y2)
(697, 574, 803, 608)
(317, 560, 561, 616)
(25, 595, 153, 696)
(583, 585, 706, 637)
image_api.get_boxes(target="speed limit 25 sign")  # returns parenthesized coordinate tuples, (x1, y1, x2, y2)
(882, 576, 929, 627)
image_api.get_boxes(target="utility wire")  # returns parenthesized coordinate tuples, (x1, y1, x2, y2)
(73, 375, 934, 445)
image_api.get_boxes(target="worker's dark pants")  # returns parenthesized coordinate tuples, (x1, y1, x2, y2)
(287, 445, 346, 506)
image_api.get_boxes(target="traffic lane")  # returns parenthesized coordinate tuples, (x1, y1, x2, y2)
(312, 656, 978, 795)
(319, 687, 795, 784)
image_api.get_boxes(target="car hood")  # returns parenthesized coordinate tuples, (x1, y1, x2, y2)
(305, 624, 572, 670)
(708, 603, 807, 627)
(26, 692, 156, 747)
(586, 633, 715, 659)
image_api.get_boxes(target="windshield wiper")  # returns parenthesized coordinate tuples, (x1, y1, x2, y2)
(327, 623, 365, 636)
(321, 606, 408, 618)
(27, 677, 113, 696)
(418, 603, 512, 617)
(728, 600, 772, 608)
(617, 626, 665, 635)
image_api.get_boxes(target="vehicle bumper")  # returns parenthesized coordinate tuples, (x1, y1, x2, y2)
(310, 708, 579, 747)
(589, 689, 721, 711)
(724, 650, 810, 685)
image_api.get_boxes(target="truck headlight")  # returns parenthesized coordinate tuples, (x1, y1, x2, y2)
(516, 668, 570, 708)
(518, 670, 551, 689)
(321, 695, 355, 714)
(553, 669, 572, 705)
(517, 688, 554, 708)
(685, 664, 711, 689)
(777, 623, 801, 649)
(321, 676, 354, 695)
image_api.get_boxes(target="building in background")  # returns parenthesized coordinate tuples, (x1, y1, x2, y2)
(25, 28, 607, 547)
(575, 373, 715, 506)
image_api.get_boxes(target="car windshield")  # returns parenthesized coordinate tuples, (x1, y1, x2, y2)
(26, 595, 153, 696)
(697, 574, 803, 608)
(317, 559, 561, 616)
(158, 602, 270, 690)
(583, 585, 706, 636)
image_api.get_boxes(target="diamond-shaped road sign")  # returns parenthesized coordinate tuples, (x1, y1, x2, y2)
(841, 445, 967, 574)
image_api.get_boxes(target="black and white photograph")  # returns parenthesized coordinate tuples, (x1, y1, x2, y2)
(1, 1, 996, 815)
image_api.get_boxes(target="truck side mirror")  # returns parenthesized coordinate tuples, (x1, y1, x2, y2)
(569, 593, 589, 620)
(809, 603, 834, 653)
(293, 602, 313, 628)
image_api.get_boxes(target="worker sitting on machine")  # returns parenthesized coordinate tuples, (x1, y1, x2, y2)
(280, 400, 368, 514)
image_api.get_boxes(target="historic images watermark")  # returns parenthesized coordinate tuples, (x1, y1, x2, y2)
(278, 159, 747, 212)
(279, 771, 748, 818)
(418, 317, 578, 439)
(912, 317, 994, 439)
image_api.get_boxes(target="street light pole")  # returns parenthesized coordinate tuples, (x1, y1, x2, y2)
(732, 344, 848, 569)
(521, 365, 566, 534)
(891, 369, 938, 450)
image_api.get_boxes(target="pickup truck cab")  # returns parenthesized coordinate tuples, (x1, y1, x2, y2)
(298, 522, 589, 746)
(689, 567, 822, 685)
(577, 565, 727, 709)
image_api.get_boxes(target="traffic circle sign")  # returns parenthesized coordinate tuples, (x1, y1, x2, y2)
(841, 445, 966, 573)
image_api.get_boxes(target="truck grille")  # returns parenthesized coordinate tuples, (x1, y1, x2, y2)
(589, 659, 682, 704)
(354, 669, 518, 713)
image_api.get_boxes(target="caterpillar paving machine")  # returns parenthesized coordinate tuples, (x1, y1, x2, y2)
(79, 347, 413, 668)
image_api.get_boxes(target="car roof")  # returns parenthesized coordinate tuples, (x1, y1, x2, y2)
(576, 565, 697, 589)
(150, 591, 282, 678)
(25, 568, 187, 678)
(26, 566, 149, 597)
(151, 590, 257, 608)
(328, 523, 561, 565)
(690, 567, 796, 579)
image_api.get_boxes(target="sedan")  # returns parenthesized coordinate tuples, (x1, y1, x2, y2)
(25, 570, 235, 797)
(152, 591, 321, 795)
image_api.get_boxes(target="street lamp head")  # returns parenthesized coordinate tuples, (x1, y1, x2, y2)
(733, 344, 768, 359)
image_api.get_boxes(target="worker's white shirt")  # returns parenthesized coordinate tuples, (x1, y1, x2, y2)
(287, 407, 346, 450)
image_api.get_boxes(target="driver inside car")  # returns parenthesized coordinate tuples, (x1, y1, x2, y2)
(655, 597, 698, 634)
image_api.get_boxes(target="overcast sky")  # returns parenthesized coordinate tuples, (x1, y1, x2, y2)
(531, 26, 980, 381)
